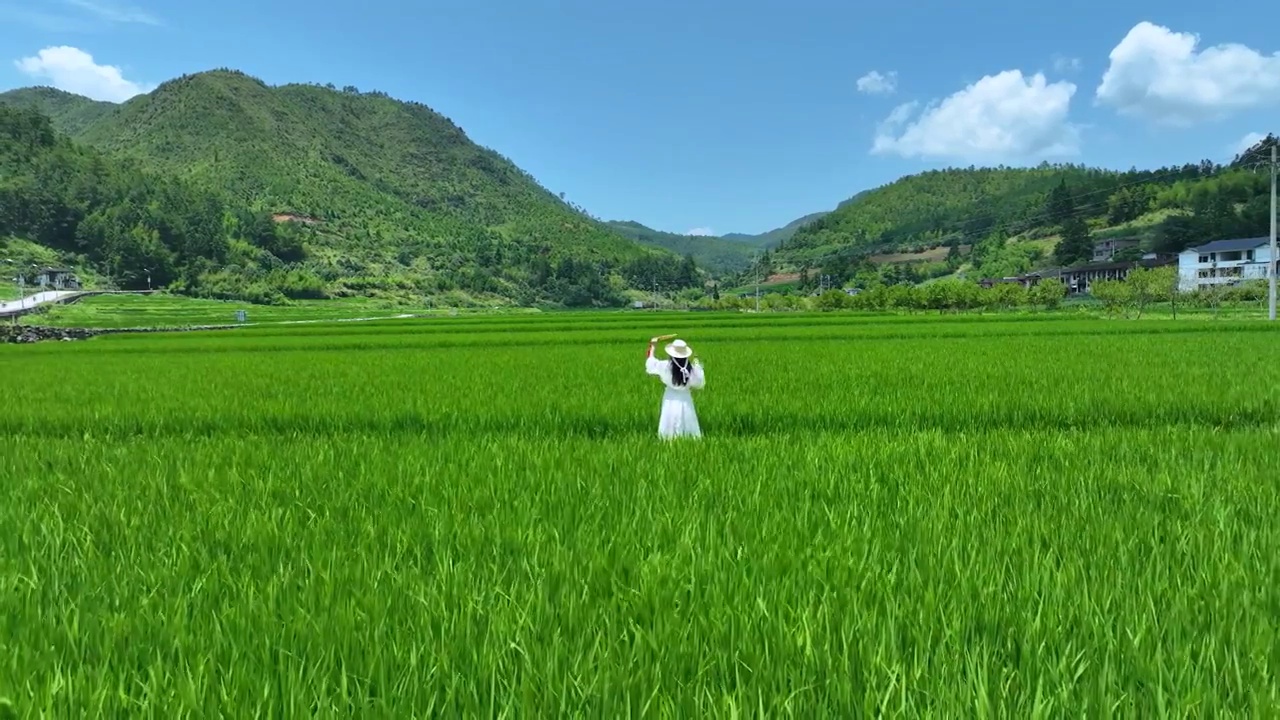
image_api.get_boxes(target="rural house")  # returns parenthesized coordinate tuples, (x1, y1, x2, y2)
(977, 276, 1025, 289)
(1177, 237, 1275, 292)
(1092, 238, 1139, 262)
(1018, 256, 1174, 295)
(35, 268, 80, 290)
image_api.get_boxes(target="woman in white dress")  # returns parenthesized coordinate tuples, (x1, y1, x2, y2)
(645, 335, 705, 439)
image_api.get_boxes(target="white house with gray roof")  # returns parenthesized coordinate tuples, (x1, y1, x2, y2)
(1177, 237, 1275, 291)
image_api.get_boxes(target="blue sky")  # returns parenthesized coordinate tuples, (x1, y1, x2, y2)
(2, 0, 1279, 236)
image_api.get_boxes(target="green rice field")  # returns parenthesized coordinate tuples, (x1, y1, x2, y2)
(31, 293, 425, 329)
(2, 312, 1278, 716)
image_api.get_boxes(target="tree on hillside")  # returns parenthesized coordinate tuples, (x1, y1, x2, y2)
(1112, 245, 1144, 262)
(1231, 133, 1278, 169)
(967, 225, 1043, 279)
(1153, 213, 1199, 253)
(677, 254, 699, 288)
(1193, 193, 1239, 241)
(819, 256, 853, 287)
(946, 244, 962, 268)
(620, 254, 704, 292)
(1153, 183, 1269, 253)
(1054, 216, 1092, 265)
(750, 249, 774, 280)
(1045, 179, 1075, 225)
(1107, 185, 1152, 225)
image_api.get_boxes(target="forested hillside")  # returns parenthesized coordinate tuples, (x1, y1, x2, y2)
(605, 221, 755, 273)
(720, 212, 829, 248)
(0, 86, 113, 135)
(605, 212, 828, 275)
(0, 103, 309, 301)
(8, 68, 1272, 305)
(768, 141, 1276, 288)
(1, 71, 704, 306)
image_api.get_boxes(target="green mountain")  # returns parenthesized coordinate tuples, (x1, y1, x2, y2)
(0, 86, 114, 135)
(1, 101, 297, 301)
(1, 70, 702, 306)
(604, 221, 755, 274)
(781, 166, 1123, 261)
(770, 149, 1274, 288)
(604, 212, 829, 275)
(10, 68, 1269, 304)
(720, 212, 828, 248)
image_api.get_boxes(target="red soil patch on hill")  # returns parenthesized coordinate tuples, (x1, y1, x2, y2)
(271, 213, 321, 225)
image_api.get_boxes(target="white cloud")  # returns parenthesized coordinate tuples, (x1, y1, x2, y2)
(1052, 55, 1082, 73)
(857, 70, 898, 94)
(871, 70, 1079, 161)
(685, 227, 715, 236)
(1096, 21, 1280, 125)
(15, 46, 153, 102)
(63, 0, 159, 25)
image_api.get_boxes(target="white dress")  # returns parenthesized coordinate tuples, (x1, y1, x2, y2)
(645, 356, 705, 439)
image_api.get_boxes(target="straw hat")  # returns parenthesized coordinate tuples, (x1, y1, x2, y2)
(665, 339, 693, 358)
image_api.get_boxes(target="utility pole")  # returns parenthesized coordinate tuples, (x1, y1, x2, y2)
(1270, 143, 1276, 320)
(747, 253, 757, 310)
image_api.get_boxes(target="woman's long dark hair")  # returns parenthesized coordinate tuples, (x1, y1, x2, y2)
(670, 357, 691, 387)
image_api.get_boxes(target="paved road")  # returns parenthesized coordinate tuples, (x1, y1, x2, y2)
(0, 290, 84, 317)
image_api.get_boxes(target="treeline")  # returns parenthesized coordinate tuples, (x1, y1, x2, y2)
(655, 277, 1067, 312)
(686, 267, 1266, 315)
(0, 104, 307, 295)
(516, 253, 701, 307)
(773, 141, 1278, 281)
(1046, 140, 1273, 266)
(781, 162, 1217, 256)
(724, 247, 961, 293)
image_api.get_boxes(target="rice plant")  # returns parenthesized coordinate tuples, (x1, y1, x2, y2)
(1, 313, 1277, 716)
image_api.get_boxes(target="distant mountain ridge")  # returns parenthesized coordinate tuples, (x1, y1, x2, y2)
(1, 70, 705, 306)
(17, 70, 1251, 305)
(0, 86, 114, 135)
(720, 212, 830, 248)
(604, 221, 756, 274)
(604, 212, 828, 274)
